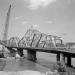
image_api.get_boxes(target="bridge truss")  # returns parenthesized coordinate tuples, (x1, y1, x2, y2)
(7, 29, 64, 49)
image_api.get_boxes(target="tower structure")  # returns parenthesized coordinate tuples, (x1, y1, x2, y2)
(2, 5, 11, 56)
(3, 5, 11, 41)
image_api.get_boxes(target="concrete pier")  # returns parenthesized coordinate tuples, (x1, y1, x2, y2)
(17, 48, 24, 57)
(66, 55, 72, 67)
(56, 53, 60, 63)
(7, 48, 16, 57)
(6, 47, 74, 68)
(27, 50, 37, 62)
(61, 54, 65, 64)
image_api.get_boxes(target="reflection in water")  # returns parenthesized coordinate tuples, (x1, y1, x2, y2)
(1, 58, 49, 72)
(0, 59, 6, 71)
(19, 58, 25, 67)
(19, 58, 38, 70)
(18, 58, 49, 72)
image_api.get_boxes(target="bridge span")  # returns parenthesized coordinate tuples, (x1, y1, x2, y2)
(0, 29, 75, 67)
(1, 43, 75, 68)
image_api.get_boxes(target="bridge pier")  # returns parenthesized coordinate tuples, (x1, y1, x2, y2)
(66, 55, 72, 67)
(56, 53, 66, 64)
(27, 50, 37, 62)
(0, 52, 4, 58)
(56, 53, 60, 63)
(17, 48, 24, 57)
(61, 54, 65, 64)
(7, 48, 16, 57)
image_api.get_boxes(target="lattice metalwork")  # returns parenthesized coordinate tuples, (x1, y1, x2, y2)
(18, 29, 63, 48)
(7, 29, 64, 49)
(7, 37, 19, 47)
(43, 35, 56, 48)
(38, 33, 47, 48)
(53, 36, 65, 48)
(19, 29, 35, 47)
(30, 30, 42, 47)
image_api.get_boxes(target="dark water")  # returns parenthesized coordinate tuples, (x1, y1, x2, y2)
(3, 58, 49, 73)
(23, 50, 75, 66)
(0, 51, 75, 73)
(0, 58, 49, 72)
(0, 52, 57, 72)
(0, 51, 56, 72)
(0, 59, 6, 71)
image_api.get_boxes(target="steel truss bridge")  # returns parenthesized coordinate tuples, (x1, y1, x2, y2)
(0, 29, 75, 67)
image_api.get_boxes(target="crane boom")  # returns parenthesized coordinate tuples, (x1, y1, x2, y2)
(3, 5, 11, 41)
(2, 5, 11, 56)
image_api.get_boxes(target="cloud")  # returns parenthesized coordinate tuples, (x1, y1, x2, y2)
(29, 24, 39, 29)
(24, 0, 56, 10)
(22, 21, 28, 25)
(46, 21, 53, 24)
(33, 24, 38, 27)
(15, 16, 23, 20)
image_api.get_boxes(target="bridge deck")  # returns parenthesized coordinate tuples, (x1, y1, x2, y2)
(6, 45, 75, 57)
(1, 40, 75, 57)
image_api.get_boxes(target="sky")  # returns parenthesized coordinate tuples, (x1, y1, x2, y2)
(0, 0, 75, 42)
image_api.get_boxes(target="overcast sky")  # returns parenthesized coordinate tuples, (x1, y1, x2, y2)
(0, 0, 75, 42)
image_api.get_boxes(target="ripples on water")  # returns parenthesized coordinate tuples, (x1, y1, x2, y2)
(24, 50, 75, 66)
(0, 59, 6, 71)
(0, 51, 75, 72)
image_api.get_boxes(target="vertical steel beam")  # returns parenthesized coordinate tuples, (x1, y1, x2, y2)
(30, 34, 36, 47)
(36, 34, 42, 47)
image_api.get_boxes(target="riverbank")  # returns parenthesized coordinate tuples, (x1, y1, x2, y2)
(0, 58, 49, 72)
(0, 51, 75, 75)
(0, 57, 75, 75)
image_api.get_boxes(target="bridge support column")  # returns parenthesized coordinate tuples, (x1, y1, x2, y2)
(7, 48, 16, 57)
(61, 54, 66, 65)
(27, 50, 37, 62)
(66, 55, 72, 67)
(17, 48, 23, 57)
(56, 53, 60, 63)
